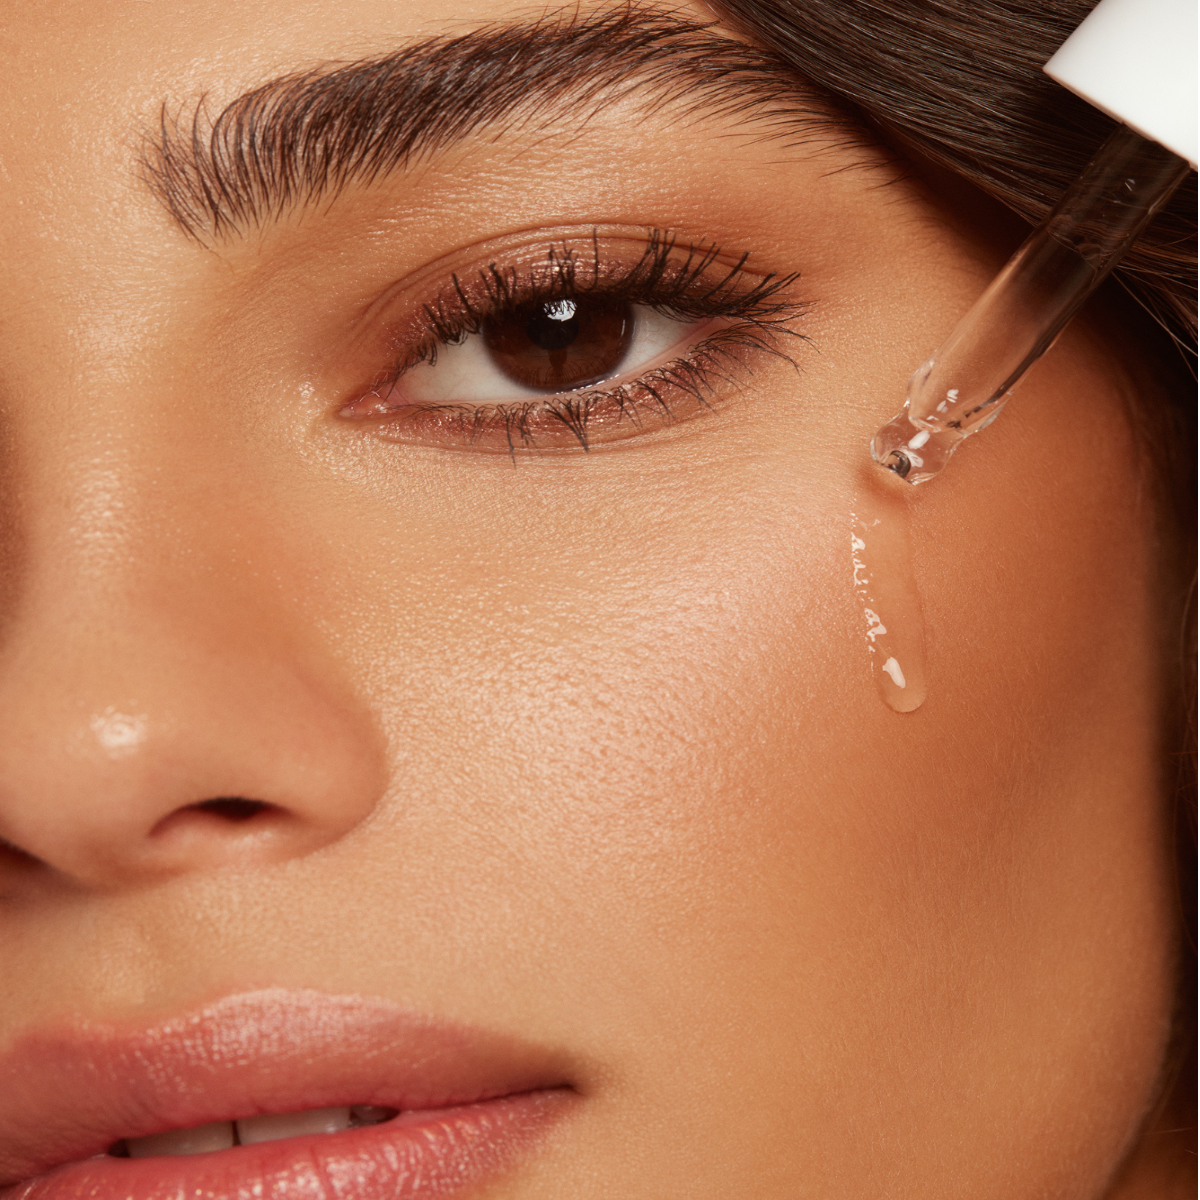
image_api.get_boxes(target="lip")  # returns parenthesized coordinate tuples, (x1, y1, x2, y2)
(0, 988, 576, 1199)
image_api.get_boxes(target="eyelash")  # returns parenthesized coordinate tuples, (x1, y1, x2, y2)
(350, 230, 809, 453)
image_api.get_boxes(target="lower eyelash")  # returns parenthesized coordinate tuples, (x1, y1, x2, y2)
(369, 318, 804, 457)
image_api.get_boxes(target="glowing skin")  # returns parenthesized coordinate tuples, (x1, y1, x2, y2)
(0, 2, 1189, 1198)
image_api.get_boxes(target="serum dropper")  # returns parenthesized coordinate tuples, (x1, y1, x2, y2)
(852, 0, 1195, 716)
(872, 0, 1197, 485)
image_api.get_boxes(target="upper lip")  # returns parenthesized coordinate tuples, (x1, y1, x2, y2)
(0, 987, 574, 1186)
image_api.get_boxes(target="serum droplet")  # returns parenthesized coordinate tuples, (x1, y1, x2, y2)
(851, 489, 927, 713)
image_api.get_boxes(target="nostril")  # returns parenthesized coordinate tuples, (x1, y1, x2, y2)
(189, 798, 272, 822)
(147, 797, 282, 844)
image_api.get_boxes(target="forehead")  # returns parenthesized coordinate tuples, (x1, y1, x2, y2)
(0, 3, 607, 251)
(0, 1, 860, 275)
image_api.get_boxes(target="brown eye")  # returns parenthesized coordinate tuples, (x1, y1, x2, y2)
(482, 297, 631, 392)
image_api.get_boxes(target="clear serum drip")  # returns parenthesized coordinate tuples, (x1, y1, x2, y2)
(850, 498, 926, 714)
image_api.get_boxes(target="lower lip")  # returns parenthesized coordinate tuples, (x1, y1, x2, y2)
(5, 1090, 569, 1200)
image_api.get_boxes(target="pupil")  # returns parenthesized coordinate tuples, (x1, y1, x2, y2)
(526, 300, 579, 352)
(483, 296, 630, 393)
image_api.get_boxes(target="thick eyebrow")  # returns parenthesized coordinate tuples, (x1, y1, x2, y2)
(141, 7, 854, 241)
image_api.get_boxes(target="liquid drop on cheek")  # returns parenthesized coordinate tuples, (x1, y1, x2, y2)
(850, 484, 927, 714)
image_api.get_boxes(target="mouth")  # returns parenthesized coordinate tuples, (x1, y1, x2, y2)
(0, 989, 577, 1200)
(113, 1103, 400, 1157)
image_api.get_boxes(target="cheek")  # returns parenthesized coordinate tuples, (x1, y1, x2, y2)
(260, 236, 1174, 1192)
(292, 271, 1165, 982)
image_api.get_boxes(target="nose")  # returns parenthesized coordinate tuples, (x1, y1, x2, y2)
(0, 463, 386, 893)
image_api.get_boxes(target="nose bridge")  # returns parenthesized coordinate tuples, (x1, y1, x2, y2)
(0, 378, 388, 890)
(6, 372, 257, 648)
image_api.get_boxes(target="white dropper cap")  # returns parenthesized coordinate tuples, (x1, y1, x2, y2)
(1044, 0, 1198, 167)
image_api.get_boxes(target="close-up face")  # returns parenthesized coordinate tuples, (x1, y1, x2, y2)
(0, 1, 1191, 1198)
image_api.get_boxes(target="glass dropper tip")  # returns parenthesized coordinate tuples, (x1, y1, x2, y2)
(870, 409, 961, 485)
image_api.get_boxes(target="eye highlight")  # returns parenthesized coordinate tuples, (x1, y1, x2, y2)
(340, 230, 808, 454)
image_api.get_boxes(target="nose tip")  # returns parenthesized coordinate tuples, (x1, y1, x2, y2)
(0, 646, 387, 891)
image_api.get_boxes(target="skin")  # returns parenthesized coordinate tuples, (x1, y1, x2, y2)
(0, 1, 1191, 1196)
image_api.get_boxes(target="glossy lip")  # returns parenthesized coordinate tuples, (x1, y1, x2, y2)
(0, 988, 577, 1199)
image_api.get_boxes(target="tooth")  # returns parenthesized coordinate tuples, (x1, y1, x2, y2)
(236, 1107, 352, 1145)
(126, 1121, 236, 1157)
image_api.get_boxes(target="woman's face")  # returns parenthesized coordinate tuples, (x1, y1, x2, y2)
(0, 2, 1183, 1197)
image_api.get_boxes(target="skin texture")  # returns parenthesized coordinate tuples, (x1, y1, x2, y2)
(0, 1, 1190, 1196)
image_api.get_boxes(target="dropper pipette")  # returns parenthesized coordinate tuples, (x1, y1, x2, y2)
(871, 0, 1196, 486)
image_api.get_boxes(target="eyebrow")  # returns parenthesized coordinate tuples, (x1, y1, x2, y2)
(141, 7, 854, 242)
